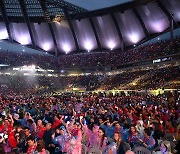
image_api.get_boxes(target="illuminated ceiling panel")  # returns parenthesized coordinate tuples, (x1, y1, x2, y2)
(115, 10, 145, 46)
(0, 22, 8, 40)
(11, 23, 32, 45)
(52, 21, 76, 53)
(72, 19, 98, 51)
(33, 23, 55, 52)
(161, 0, 180, 22)
(93, 15, 121, 49)
(137, 3, 169, 34)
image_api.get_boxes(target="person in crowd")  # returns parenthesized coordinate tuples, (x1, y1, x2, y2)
(52, 116, 62, 129)
(14, 125, 26, 153)
(138, 128, 156, 150)
(36, 120, 46, 139)
(52, 125, 70, 153)
(100, 119, 116, 138)
(27, 119, 37, 134)
(0, 91, 179, 153)
(95, 128, 107, 151)
(68, 122, 82, 154)
(43, 123, 55, 153)
(128, 125, 141, 149)
(107, 132, 130, 154)
(153, 141, 172, 154)
(35, 139, 49, 154)
(27, 135, 36, 154)
(135, 121, 144, 136)
(165, 121, 175, 133)
(125, 151, 135, 154)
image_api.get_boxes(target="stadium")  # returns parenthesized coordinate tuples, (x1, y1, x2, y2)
(0, 0, 180, 154)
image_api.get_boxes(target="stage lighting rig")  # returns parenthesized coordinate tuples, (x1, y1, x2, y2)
(52, 14, 64, 23)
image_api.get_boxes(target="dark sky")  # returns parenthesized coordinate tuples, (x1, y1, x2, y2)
(65, 0, 132, 10)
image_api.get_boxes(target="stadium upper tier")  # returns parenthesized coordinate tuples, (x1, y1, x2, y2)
(0, 0, 180, 54)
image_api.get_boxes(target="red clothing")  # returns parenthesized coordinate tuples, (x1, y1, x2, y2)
(27, 145, 36, 154)
(132, 116, 138, 125)
(37, 126, 46, 139)
(162, 114, 168, 121)
(158, 124, 164, 132)
(166, 127, 175, 133)
(8, 132, 17, 148)
(0, 123, 13, 133)
(0, 124, 4, 133)
(52, 119, 61, 129)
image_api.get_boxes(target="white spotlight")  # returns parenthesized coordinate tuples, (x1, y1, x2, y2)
(63, 44, 71, 53)
(85, 41, 92, 51)
(108, 41, 115, 50)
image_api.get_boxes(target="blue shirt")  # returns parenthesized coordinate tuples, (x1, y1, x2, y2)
(100, 125, 115, 138)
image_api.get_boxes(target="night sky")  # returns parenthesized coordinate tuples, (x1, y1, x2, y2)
(65, 0, 132, 10)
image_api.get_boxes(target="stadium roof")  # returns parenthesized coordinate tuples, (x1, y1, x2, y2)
(0, 0, 180, 55)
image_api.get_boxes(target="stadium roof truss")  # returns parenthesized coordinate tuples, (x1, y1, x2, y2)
(0, 0, 180, 55)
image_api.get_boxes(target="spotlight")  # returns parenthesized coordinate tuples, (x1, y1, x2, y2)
(85, 41, 92, 51)
(108, 41, 115, 50)
(63, 44, 71, 54)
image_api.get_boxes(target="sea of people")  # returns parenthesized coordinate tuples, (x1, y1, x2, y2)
(100, 65, 180, 91)
(0, 36, 180, 154)
(0, 92, 179, 154)
(58, 38, 180, 69)
(0, 38, 180, 70)
(0, 64, 179, 94)
(0, 51, 58, 69)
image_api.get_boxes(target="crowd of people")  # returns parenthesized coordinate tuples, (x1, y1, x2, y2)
(58, 38, 180, 69)
(0, 92, 179, 154)
(0, 38, 180, 70)
(0, 51, 58, 69)
(0, 64, 179, 94)
(0, 35, 180, 154)
(100, 65, 180, 91)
